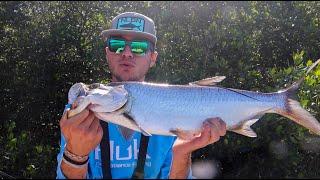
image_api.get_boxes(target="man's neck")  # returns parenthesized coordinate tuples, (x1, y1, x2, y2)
(111, 76, 145, 82)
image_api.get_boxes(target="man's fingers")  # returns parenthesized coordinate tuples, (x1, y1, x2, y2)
(190, 123, 211, 148)
(206, 121, 221, 143)
(72, 101, 78, 109)
(97, 124, 103, 138)
(79, 110, 95, 128)
(218, 119, 227, 136)
(207, 117, 227, 136)
(67, 108, 90, 125)
(89, 117, 101, 132)
(196, 118, 227, 145)
(59, 110, 69, 126)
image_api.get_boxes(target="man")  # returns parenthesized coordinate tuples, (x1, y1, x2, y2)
(56, 12, 226, 179)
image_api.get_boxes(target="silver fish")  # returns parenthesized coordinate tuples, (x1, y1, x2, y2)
(67, 59, 320, 140)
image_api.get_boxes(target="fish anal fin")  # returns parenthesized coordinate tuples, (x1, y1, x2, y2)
(189, 76, 226, 86)
(170, 128, 201, 140)
(229, 119, 260, 138)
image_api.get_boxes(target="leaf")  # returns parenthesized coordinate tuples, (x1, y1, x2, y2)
(314, 69, 320, 77)
(307, 79, 316, 86)
(284, 67, 292, 75)
(306, 60, 313, 67)
(35, 145, 43, 153)
(293, 50, 304, 66)
(300, 99, 309, 108)
(276, 125, 283, 135)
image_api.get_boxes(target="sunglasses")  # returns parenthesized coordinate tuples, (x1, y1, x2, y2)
(107, 38, 153, 56)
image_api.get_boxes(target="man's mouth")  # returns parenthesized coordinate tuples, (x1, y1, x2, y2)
(119, 62, 135, 68)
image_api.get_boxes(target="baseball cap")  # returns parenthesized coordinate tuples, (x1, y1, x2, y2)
(101, 12, 157, 45)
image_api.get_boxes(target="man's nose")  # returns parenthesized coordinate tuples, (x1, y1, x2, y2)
(121, 45, 133, 59)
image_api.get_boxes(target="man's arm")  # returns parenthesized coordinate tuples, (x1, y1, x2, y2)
(169, 151, 192, 179)
(57, 104, 103, 179)
(169, 118, 226, 179)
(60, 161, 88, 179)
(56, 132, 88, 179)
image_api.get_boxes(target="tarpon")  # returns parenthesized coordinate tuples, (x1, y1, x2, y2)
(67, 59, 320, 140)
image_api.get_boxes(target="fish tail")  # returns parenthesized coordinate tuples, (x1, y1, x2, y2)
(276, 59, 320, 135)
(276, 99, 320, 135)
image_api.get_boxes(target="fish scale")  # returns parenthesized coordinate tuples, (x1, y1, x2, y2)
(123, 83, 282, 135)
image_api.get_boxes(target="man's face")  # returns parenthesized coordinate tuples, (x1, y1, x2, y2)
(105, 34, 158, 82)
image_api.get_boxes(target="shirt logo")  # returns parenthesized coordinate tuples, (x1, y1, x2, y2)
(95, 139, 150, 161)
(94, 139, 152, 168)
(117, 17, 145, 32)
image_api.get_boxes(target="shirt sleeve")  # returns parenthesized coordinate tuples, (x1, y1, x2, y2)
(157, 141, 174, 178)
(56, 104, 92, 179)
(56, 104, 71, 179)
(186, 165, 194, 179)
(157, 137, 176, 179)
(56, 133, 67, 179)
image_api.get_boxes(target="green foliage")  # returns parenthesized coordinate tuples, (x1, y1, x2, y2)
(1, 1, 320, 178)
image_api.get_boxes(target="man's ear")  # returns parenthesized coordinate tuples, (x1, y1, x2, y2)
(150, 51, 158, 67)
(105, 47, 111, 63)
(105, 47, 109, 54)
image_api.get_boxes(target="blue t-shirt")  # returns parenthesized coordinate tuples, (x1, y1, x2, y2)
(56, 122, 180, 179)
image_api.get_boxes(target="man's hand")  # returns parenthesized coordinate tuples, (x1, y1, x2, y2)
(169, 117, 226, 179)
(173, 117, 227, 155)
(59, 103, 103, 157)
(59, 103, 103, 179)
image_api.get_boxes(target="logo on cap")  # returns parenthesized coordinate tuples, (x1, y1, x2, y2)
(117, 17, 145, 32)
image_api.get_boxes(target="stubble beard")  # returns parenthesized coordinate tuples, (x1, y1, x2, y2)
(111, 65, 150, 82)
(111, 60, 151, 82)
(113, 73, 142, 82)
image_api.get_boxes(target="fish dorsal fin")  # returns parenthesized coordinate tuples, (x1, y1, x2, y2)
(189, 76, 226, 86)
(229, 119, 259, 137)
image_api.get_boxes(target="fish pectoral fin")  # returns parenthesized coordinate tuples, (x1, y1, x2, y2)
(229, 119, 259, 137)
(96, 111, 152, 141)
(122, 113, 152, 137)
(117, 126, 136, 141)
(118, 125, 152, 141)
(139, 127, 152, 137)
(169, 128, 200, 140)
(118, 125, 151, 141)
(189, 76, 226, 86)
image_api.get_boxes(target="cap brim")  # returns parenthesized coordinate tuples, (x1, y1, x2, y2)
(101, 29, 157, 44)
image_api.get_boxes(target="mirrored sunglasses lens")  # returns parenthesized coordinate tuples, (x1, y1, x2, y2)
(131, 41, 148, 55)
(109, 39, 125, 53)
